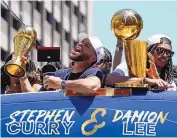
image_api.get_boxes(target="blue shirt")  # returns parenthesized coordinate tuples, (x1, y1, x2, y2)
(55, 67, 104, 82)
(40, 67, 104, 91)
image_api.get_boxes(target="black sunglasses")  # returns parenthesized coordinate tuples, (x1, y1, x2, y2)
(155, 47, 174, 58)
(96, 59, 108, 65)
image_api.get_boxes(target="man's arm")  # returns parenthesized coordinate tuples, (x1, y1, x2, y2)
(105, 73, 169, 90)
(113, 38, 124, 70)
(65, 76, 101, 94)
(19, 78, 37, 92)
(105, 73, 142, 87)
(43, 76, 101, 94)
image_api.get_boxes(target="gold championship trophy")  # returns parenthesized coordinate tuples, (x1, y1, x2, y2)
(111, 9, 149, 91)
(4, 26, 37, 78)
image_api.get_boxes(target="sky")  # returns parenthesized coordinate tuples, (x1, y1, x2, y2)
(93, 1, 177, 65)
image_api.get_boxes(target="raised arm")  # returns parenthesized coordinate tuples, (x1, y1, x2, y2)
(19, 78, 41, 92)
(113, 38, 124, 70)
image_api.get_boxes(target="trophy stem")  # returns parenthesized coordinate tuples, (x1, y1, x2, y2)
(124, 40, 147, 78)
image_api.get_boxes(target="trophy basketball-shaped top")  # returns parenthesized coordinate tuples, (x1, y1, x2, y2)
(111, 9, 148, 88)
(4, 26, 37, 78)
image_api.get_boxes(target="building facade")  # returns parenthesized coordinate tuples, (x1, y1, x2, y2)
(1, 0, 93, 67)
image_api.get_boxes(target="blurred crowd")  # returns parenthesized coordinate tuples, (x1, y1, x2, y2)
(1, 33, 177, 95)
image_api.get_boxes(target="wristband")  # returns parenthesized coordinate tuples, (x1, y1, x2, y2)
(116, 45, 123, 51)
(141, 78, 146, 84)
(61, 80, 67, 90)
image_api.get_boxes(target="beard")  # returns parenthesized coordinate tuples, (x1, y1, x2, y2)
(69, 51, 90, 62)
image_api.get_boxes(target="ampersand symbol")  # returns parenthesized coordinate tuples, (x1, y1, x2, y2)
(81, 108, 106, 136)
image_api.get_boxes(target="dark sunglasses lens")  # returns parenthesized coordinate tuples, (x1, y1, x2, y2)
(100, 60, 104, 64)
(165, 50, 174, 57)
(97, 59, 108, 65)
(170, 51, 174, 57)
(156, 48, 174, 57)
(156, 48, 164, 55)
(97, 59, 103, 65)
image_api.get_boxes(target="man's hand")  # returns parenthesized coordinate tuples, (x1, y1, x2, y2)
(12, 54, 28, 66)
(43, 76, 62, 90)
(144, 78, 169, 90)
(21, 56, 28, 64)
(147, 52, 160, 79)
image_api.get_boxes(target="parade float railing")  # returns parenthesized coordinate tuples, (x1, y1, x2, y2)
(1, 88, 177, 137)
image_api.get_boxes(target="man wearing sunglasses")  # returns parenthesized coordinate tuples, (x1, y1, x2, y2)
(106, 34, 176, 91)
(94, 47, 112, 87)
(94, 47, 112, 76)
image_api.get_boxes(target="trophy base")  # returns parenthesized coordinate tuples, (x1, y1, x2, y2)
(4, 60, 26, 78)
(115, 83, 149, 88)
(115, 83, 149, 95)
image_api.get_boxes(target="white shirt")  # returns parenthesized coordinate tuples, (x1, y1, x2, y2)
(113, 62, 129, 76)
(113, 62, 177, 91)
